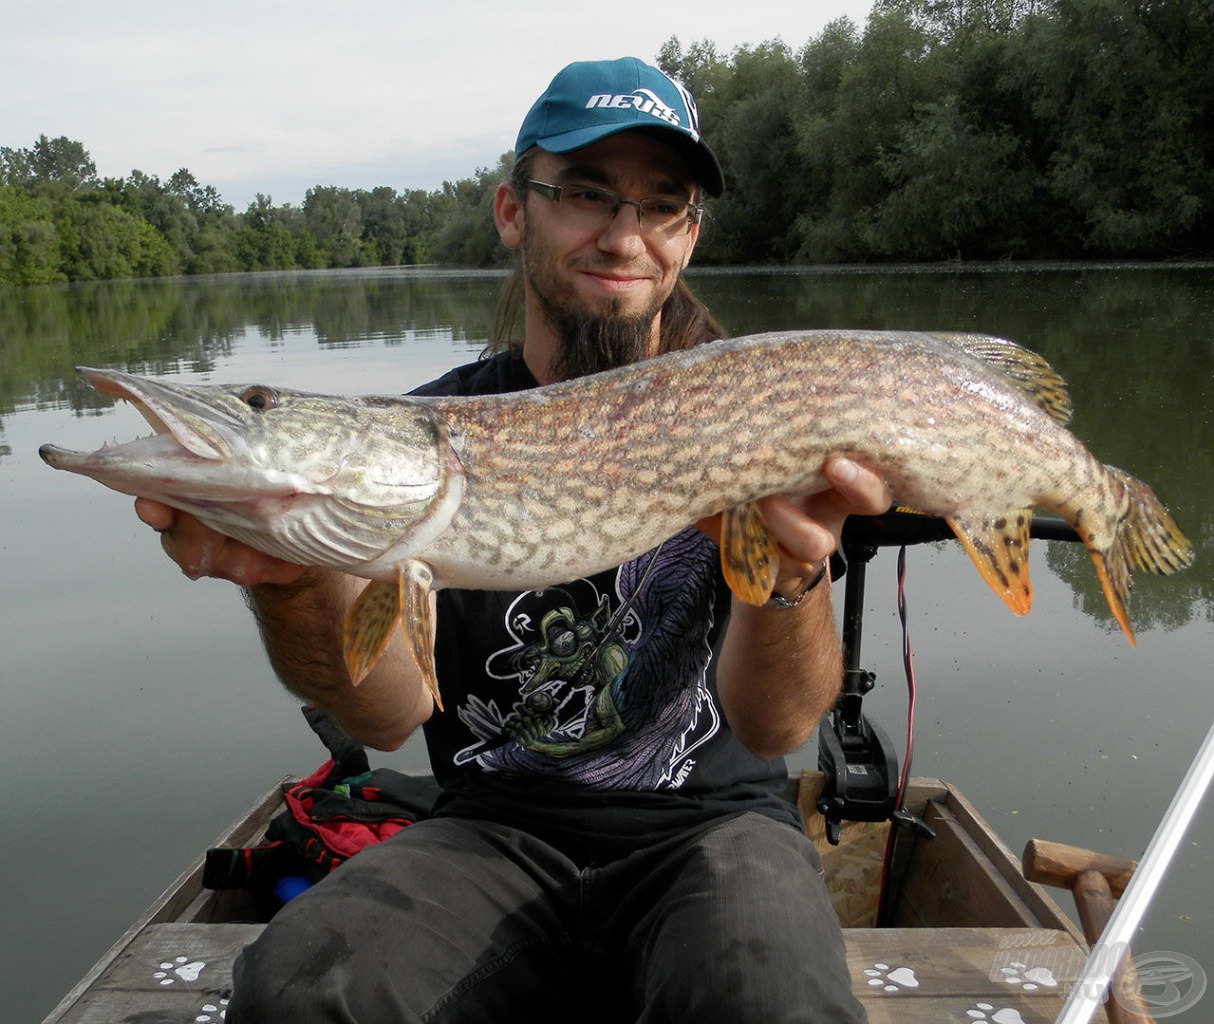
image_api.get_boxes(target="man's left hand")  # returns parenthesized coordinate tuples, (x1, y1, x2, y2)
(757, 456, 892, 577)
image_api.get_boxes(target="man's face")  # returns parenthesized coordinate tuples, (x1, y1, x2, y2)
(498, 132, 701, 379)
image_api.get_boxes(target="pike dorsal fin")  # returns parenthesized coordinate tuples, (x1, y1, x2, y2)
(931, 333, 1073, 426)
(720, 500, 781, 604)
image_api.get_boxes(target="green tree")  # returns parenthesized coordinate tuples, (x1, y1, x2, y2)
(725, 43, 816, 262)
(0, 185, 61, 284)
(802, 6, 946, 260)
(1010, 0, 1213, 254)
(54, 196, 178, 281)
(356, 187, 410, 265)
(229, 194, 304, 271)
(427, 155, 513, 266)
(302, 186, 367, 267)
(1, 135, 98, 191)
(867, 96, 1035, 258)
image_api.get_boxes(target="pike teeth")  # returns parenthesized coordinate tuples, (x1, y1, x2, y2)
(101, 431, 159, 450)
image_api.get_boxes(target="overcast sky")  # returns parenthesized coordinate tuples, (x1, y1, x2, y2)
(2, 0, 875, 210)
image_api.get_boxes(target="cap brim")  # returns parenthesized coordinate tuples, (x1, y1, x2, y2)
(532, 123, 724, 198)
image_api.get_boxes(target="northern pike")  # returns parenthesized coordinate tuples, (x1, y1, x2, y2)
(40, 330, 1193, 708)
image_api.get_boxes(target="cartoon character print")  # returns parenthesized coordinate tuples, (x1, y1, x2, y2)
(454, 528, 723, 790)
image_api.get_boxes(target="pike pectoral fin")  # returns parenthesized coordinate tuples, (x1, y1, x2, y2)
(344, 575, 406, 686)
(946, 509, 1034, 616)
(720, 501, 781, 605)
(343, 562, 443, 710)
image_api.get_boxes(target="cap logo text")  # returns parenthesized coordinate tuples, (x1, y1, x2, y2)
(586, 88, 681, 128)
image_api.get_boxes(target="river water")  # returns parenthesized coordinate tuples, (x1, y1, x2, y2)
(2, 265, 1211, 1021)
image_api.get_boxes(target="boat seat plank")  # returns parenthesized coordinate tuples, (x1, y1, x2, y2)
(846, 927, 1108, 1022)
(52, 924, 259, 1024)
(53, 922, 1108, 1024)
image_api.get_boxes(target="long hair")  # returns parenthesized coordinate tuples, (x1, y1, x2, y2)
(486, 150, 725, 360)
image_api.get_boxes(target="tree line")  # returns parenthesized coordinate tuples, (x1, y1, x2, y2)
(2, 0, 1210, 286)
(0, 133, 511, 286)
(666, 0, 1212, 263)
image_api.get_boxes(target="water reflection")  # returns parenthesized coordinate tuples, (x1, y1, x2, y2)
(0, 268, 507, 418)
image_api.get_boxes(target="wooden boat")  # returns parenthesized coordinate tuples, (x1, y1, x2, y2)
(47, 513, 1137, 1023)
(42, 770, 1112, 1024)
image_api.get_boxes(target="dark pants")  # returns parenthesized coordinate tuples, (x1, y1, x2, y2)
(229, 811, 865, 1023)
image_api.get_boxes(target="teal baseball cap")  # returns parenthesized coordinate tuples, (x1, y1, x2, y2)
(515, 57, 724, 197)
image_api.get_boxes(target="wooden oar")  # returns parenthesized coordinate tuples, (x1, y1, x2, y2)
(1023, 839, 1153, 1023)
(1047, 719, 1214, 1024)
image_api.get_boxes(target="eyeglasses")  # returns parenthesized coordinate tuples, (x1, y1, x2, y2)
(523, 180, 704, 235)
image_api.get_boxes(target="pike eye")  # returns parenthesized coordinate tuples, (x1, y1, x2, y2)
(240, 386, 278, 411)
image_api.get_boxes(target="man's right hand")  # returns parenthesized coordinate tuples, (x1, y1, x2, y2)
(135, 498, 310, 586)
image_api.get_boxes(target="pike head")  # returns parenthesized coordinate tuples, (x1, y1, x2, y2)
(39, 367, 464, 577)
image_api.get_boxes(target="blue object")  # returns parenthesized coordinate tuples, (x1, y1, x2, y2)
(273, 873, 314, 904)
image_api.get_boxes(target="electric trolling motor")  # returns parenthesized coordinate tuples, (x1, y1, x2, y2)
(815, 508, 1081, 846)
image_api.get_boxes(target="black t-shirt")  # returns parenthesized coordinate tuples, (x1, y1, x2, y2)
(410, 351, 801, 858)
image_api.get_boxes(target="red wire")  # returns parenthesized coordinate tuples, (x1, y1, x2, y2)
(895, 545, 917, 807)
(876, 545, 918, 923)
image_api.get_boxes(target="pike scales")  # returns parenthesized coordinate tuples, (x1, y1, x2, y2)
(40, 329, 1193, 708)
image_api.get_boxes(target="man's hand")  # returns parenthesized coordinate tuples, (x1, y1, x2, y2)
(135, 498, 309, 586)
(758, 456, 892, 583)
(697, 456, 892, 589)
(714, 457, 892, 758)
(135, 497, 430, 749)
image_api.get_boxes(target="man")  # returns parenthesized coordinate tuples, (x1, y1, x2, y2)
(139, 58, 886, 1022)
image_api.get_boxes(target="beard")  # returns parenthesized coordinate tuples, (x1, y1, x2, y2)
(547, 304, 655, 381)
(521, 223, 668, 382)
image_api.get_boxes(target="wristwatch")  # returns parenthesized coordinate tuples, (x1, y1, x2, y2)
(764, 560, 829, 608)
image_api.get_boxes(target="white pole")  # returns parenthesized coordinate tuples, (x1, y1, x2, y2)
(1055, 719, 1214, 1024)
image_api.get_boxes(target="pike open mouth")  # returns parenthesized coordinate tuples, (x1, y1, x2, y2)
(80, 367, 229, 460)
(39, 367, 232, 467)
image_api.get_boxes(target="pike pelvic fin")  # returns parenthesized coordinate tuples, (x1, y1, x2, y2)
(401, 560, 442, 712)
(720, 500, 781, 604)
(343, 562, 443, 710)
(933, 333, 1074, 426)
(1087, 466, 1194, 646)
(946, 508, 1035, 617)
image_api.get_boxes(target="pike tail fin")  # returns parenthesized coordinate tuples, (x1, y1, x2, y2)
(1088, 467, 1194, 645)
(946, 509, 1035, 616)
